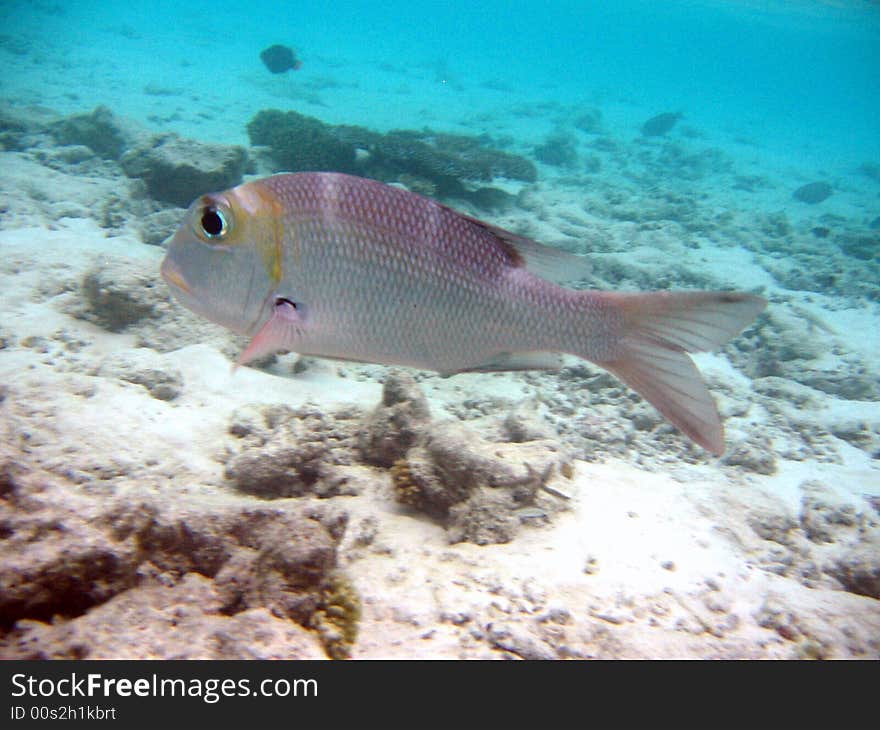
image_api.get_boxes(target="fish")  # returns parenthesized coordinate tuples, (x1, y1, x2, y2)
(641, 112, 682, 137)
(259, 44, 302, 74)
(160, 172, 766, 455)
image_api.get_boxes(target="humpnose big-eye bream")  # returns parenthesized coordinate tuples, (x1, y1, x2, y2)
(161, 172, 766, 454)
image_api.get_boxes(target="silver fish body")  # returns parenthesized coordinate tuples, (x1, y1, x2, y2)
(161, 172, 766, 454)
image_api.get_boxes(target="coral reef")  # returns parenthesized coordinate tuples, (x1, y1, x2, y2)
(1, 92, 879, 659)
(246, 109, 536, 209)
(0, 103, 60, 152)
(0, 105, 233, 245)
(246, 109, 358, 174)
(387, 414, 571, 544)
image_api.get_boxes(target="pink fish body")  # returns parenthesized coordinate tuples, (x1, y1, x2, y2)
(161, 172, 765, 454)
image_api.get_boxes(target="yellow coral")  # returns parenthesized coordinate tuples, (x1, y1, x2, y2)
(311, 571, 361, 660)
(391, 457, 424, 509)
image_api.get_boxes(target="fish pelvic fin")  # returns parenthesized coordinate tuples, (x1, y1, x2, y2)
(593, 291, 766, 455)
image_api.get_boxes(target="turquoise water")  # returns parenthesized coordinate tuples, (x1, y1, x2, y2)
(2, 0, 878, 166)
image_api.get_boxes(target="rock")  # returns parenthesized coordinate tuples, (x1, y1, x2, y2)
(573, 108, 603, 134)
(358, 371, 431, 467)
(754, 593, 803, 643)
(447, 488, 519, 545)
(2, 575, 325, 659)
(733, 308, 880, 400)
(502, 402, 554, 442)
(0, 510, 140, 626)
(50, 105, 143, 161)
(96, 349, 183, 401)
(120, 134, 248, 207)
(390, 420, 570, 543)
(859, 161, 880, 184)
(0, 464, 351, 658)
(486, 621, 558, 659)
(825, 542, 880, 599)
(226, 404, 360, 498)
(837, 233, 878, 261)
(641, 112, 682, 137)
(391, 446, 468, 518)
(139, 208, 185, 246)
(793, 181, 832, 204)
(721, 441, 777, 475)
(799, 481, 861, 543)
(214, 517, 337, 622)
(533, 132, 578, 167)
(75, 259, 167, 332)
(0, 102, 59, 151)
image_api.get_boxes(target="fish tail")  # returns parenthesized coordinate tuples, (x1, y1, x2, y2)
(585, 290, 766, 455)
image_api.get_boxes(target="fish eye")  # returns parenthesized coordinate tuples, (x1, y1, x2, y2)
(197, 205, 230, 239)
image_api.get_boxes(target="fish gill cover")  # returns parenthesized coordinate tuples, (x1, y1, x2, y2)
(0, 0, 878, 661)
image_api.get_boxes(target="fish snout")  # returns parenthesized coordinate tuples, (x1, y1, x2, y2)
(160, 255, 191, 295)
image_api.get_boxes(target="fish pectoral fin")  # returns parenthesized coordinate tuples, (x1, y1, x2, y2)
(236, 298, 306, 368)
(452, 351, 566, 374)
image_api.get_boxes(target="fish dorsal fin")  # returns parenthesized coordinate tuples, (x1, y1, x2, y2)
(457, 211, 592, 285)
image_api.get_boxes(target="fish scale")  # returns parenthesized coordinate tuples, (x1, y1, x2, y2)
(272, 174, 557, 370)
(161, 171, 766, 454)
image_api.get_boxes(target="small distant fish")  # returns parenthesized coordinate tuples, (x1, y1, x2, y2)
(793, 181, 832, 204)
(641, 112, 683, 137)
(161, 172, 766, 454)
(260, 44, 302, 74)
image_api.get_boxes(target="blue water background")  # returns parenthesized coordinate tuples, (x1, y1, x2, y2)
(3, 0, 878, 169)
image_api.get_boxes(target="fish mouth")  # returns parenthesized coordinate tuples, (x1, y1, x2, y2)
(160, 256, 192, 295)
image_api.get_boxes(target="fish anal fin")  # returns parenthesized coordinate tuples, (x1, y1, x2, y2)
(605, 343, 723, 455)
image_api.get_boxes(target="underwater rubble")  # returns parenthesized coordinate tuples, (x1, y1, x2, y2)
(0, 460, 354, 659)
(222, 372, 573, 546)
